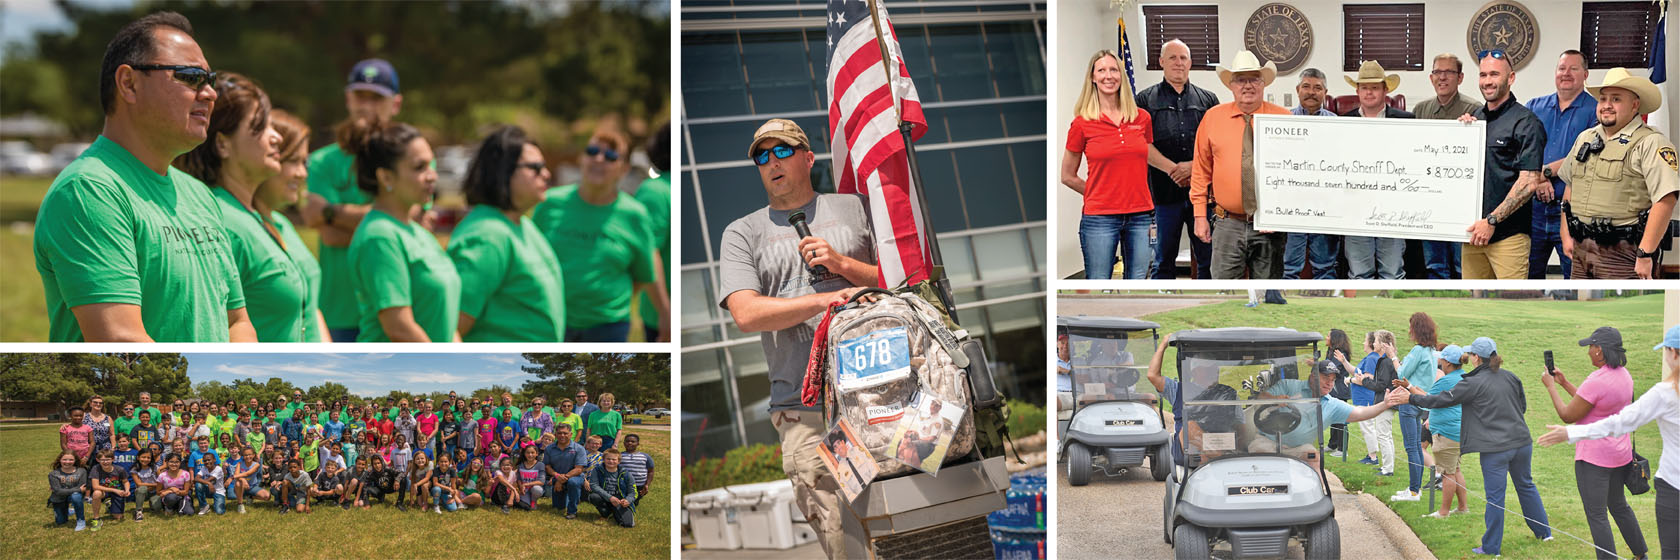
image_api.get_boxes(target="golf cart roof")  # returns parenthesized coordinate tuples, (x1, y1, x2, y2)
(1169, 327, 1323, 347)
(1058, 316, 1161, 335)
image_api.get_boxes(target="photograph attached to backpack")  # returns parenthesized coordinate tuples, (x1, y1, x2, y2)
(818, 419, 878, 503)
(888, 392, 967, 475)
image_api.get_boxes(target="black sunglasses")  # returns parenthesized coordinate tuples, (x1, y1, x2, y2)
(585, 144, 620, 162)
(753, 145, 799, 166)
(130, 64, 218, 90)
(517, 162, 546, 173)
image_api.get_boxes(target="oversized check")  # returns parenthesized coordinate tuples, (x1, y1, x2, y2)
(1252, 115, 1486, 242)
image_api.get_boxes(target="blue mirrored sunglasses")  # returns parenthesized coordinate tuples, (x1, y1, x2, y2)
(585, 144, 620, 162)
(753, 145, 798, 165)
(1476, 49, 1507, 60)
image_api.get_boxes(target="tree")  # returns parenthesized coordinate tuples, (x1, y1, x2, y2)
(306, 382, 352, 407)
(0, 353, 189, 416)
(470, 385, 515, 403)
(520, 353, 669, 409)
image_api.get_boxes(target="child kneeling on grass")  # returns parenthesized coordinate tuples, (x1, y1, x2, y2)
(587, 448, 638, 528)
(310, 460, 346, 506)
(280, 458, 313, 514)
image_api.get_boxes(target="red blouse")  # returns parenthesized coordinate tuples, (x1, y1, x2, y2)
(1066, 110, 1154, 215)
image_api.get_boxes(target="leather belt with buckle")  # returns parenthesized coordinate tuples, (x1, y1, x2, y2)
(1214, 207, 1253, 222)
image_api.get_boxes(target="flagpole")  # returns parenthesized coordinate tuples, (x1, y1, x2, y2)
(866, 0, 956, 314)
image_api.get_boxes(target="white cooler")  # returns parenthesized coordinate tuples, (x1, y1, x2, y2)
(726, 479, 799, 549)
(683, 487, 743, 550)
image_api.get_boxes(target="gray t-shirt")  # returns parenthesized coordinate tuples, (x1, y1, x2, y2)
(718, 193, 875, 413)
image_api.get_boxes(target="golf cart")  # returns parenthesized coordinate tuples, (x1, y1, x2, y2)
(1057, 316, 1170, 486)
(1161, 327, 1338, 560)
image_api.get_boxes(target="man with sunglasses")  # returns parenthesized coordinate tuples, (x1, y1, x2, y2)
(718, 118, 877, 558)
(33, 12, 255, 342)
(1555, 68, 1679, 279)
(1457, 50, 1549, 279)
(300, 59, 405, 343)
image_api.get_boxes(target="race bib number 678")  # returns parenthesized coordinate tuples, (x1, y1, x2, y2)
(837, 326, 912, 389)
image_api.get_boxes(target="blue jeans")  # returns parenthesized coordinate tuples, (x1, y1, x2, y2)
(566, 321, 631, 343)
(327, 327, 359, 343)
(194, 483, 224, 513)
(1479, 444, 1551, 554)
(1529, 208, 1570, 278)
(430, 486, 459, 511)
(1078, 212, 1156, 279)
(1422, 241, 1461, 279)
(1152, 200, 1212, 279)
(1345, 236, 1406, 279)
(1282, 233, 1341, 279)
(553, 475, 585, 514)
(53, 491, 85, 524)
(1396, 404, 1424, 493)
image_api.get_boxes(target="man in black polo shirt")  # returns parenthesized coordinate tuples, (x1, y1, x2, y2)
(1135, 39, 1220, 279)
(1458, 50, 1547, 279)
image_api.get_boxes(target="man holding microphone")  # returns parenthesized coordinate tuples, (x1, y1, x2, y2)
(718, 118, 877, 558)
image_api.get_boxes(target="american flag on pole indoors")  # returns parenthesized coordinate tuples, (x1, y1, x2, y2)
(826, 0, 931, 288)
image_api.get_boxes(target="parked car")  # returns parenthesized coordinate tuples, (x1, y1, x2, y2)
(0, 141, 53, 176)
(643, 408, 669, 418)
(49, 142, 92, 170)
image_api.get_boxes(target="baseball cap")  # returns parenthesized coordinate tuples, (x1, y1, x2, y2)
(1578, 326, 1623, 348)
(1436, 344, 1464, 365)
(747, 118, 809, 159)
(346, 58, 400, 97)
(1657, 325, 1680, 351)
(1467, 337, 1497, 358)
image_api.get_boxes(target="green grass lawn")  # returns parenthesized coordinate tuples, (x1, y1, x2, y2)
(625, 414, 671, 425)
(0, 174, 650, 343)
(1135, 295, 1667, 560)
(0, 423, 671, 559)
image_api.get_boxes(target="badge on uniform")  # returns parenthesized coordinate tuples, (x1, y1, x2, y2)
(1661, 146, 1678, 171)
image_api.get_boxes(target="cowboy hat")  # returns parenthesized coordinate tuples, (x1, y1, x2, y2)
(1217, 50, 1277, 88)
(1344, 60, 1400, 92)
(1586, 67, 1662, 115)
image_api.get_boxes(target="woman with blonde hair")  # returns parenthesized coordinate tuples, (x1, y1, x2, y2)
(1060, 49, 1156, 279)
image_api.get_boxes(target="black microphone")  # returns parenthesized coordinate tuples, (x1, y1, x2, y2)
(787, 210, 829, 277)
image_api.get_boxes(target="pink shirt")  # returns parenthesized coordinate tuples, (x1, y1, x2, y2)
(158, 469, 191, 491)
(60, 423, 92, 457)
(417, 413, 438, 439)
(1574, 366, 1635, 467)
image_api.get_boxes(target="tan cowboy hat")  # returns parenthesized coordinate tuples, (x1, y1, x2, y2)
(1587, 67, 1662, 115)
(1344, 60, 1400, 92)
(1217, 50, 1277, 88)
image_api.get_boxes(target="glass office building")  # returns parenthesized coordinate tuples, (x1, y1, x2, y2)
(680, 0, 1048, 459)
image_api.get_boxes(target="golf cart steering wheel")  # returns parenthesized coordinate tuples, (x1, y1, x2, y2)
(1253, 403, 1302, 436)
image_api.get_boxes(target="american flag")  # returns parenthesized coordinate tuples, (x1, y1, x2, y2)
(826, 0, 931, 288)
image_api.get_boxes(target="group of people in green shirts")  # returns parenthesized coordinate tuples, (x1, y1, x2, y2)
(51, 389, 655, 531)
(32, 11, 672, 343)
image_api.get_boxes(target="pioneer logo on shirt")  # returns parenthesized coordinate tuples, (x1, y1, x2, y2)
(158, 224, 230, 255)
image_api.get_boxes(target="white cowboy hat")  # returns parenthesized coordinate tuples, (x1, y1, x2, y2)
(1344, 60, 1400, 92)
(1587, 67, 1662, 115)
(1217, 50, 1278, 88)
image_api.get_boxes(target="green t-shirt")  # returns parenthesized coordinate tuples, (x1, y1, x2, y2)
(305, 144, 367, 330)
(301, 440, 321, 472)
(446, 205, 566, 342)
(633, 174, 670, 329)
(493, 406, 522, 423)
(348, 209, 462, 342)
(113, 414, 138, 437)
(212, 187, 310, 342)
(273, 211, 324, 342)
(245, 430, 266, 451)
(130, 407, 163, 429)
(587, 410, 622, 440)
(555, 412, 583, 438)
(276, 402, 303, 422)
(34, 135, 246, 341)
(532, 185, 656, 330)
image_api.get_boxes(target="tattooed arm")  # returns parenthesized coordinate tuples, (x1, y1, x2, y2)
(1489, 170, 1542, 221)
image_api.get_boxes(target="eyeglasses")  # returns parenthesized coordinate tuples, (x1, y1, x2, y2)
(585, 144, 620, 162)
(753, 144, 799, 165)
(130, 64, 218, 90)
(1229, 75, 1263, 86)
(1429, 69, 1462, 76)
(517, 162, 546, 173)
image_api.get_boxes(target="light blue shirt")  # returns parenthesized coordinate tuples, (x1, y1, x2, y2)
(1290, 106, 1336, 117)
(1397, 345, 1437, 392)
(1425, 370, 1465, 441)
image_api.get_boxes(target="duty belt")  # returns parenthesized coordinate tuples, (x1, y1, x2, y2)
(1563, 202, 1647, 245)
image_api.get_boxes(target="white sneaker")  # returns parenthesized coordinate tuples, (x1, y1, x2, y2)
(238, 504, 246, 514)
(1328, 450, 1345, 458)
(434, 505, 442, 514)
(1390, 490, 1421, 502)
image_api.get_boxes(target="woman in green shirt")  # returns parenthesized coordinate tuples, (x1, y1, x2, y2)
(532, 128, 670, 342)
(259, 110, 328, 341)
(174, 73, 313, 342)
(587, 393, 623, 450)
(447, 125, 566, 342)
(343, 119, 462, 342)
(556, 398, 584, 438)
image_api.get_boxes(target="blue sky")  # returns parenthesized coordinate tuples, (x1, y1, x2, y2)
(186, 353, 540, 398)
